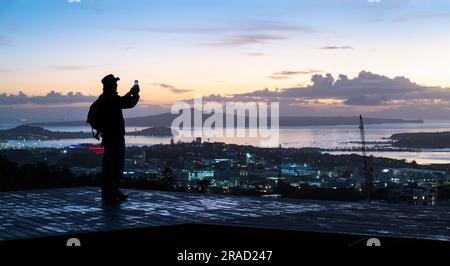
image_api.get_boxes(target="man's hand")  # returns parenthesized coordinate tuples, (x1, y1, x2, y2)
(130, 85, 140, 95)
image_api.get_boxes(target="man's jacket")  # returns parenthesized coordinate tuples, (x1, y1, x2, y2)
(100, 91, 140, 137)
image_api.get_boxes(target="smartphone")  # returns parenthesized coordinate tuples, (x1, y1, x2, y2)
(134, 80, 139, 86)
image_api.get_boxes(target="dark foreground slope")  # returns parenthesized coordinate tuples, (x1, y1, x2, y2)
(0, 187, 448, 249)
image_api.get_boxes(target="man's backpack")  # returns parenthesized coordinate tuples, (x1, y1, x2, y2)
(87, 96, 105, 140)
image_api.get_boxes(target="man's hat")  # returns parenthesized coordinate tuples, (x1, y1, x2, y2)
(101, 74, 120, 85)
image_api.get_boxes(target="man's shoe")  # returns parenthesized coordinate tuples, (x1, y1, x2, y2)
(116, 191, 128, 201)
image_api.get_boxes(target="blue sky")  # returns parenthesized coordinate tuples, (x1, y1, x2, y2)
(1, 0, 450, 121)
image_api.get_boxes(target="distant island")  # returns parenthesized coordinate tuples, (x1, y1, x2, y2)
(391, 132, 450, 149)
(0, 125, 175, 141)
(28, 113, 423, 127)
(0, 125, 92, 140)
(127, 127, 176, 137)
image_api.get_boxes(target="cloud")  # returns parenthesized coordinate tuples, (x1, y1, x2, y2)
(200, 71, 450, 119)
(269, 69, 323, 79)
(132, 21, 314, 35)
(67, 0, 82, 3)
(3, 72, 450, 121)
(241, 22, 315, 33)
(207, 71, 450, 118)
(239, 71, 441, 105)
(0, 91, 97, 105)
(130, 20, 316, 47)
(208, 22, 315, 46)
(210, 33, 286, 46)
(0, 103, 169, 123)
(46, 64, 106, 71)
(344, 95, 388, 106)
(320, 46, 353, 50)
(244, 52, 267, 57)
(131, 26, 228, 34)
(153, 83, 193, 94)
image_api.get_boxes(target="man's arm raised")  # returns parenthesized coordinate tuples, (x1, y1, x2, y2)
(120, 85, 140, 109)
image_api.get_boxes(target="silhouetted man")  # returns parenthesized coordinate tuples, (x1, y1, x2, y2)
(100, 74, 140, 201)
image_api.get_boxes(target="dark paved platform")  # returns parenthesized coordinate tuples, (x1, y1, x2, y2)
(0, 187, 449, 246)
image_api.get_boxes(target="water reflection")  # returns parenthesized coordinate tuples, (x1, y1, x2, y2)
(2, 122, 450, 164)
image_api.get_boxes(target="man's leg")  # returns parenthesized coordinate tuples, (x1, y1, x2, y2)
(102, 138, 113, 198)
(111, 136, 125, 194)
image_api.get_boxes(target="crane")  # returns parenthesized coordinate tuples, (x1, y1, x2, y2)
(359, 115, 373, 200)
